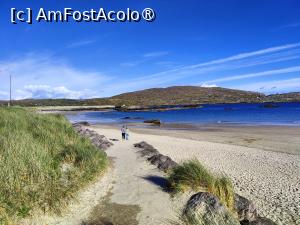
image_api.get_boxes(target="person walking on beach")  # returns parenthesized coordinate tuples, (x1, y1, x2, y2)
(121, 125, 126, 140)
(125, 126, 129, 140)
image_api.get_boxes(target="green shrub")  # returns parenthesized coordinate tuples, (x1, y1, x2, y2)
(167, 159, 235, 211)
(0, 107, 107, 224)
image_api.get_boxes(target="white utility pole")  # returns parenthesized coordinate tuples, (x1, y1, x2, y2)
(8, 74, 12, 107)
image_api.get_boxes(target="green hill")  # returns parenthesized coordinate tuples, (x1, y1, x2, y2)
(109, 86, 265, 106)
(0, 86, 299, 108)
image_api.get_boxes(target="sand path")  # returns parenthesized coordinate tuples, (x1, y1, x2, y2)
(24, 126, 183, 225)
(24, 125, 300, 225)
(93, 126, 300, 225)
(85, 127, 183, 225)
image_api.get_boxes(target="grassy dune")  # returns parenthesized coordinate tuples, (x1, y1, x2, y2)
(0, 107, 107, 224)
(168, 159, 235, 211)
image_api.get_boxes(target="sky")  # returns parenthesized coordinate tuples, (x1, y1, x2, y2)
(0, 0, 300, 100)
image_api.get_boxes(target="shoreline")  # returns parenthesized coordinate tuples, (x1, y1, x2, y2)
(84, 121, 300, 129)
(81, 122, 300, 155)
(32, 101, 300, 114)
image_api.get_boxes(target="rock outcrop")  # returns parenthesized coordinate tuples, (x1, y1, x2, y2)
(73, 123, 113, 151)
(134, 141, 154, 149)
(143, 119, 162, 125)
(234, 193, 258, 222)
(73, 121, 90, 126)
(134, 141, 177, 172)
(234, 194, 277, 225)
(183, 192, 240, 225)
(147, 154, 178, 171)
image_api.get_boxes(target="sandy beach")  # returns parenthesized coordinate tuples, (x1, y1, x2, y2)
(89, 124, 300, 225)
(24, 124, 300, 225)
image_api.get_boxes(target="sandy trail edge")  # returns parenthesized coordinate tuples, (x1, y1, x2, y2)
(22, 125, 300, 225)
(21, 167, 114, 225)
(22, 126, 186, 225)
(94, 126, 300, 225)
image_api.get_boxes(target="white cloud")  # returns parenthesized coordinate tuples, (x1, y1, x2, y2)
(200, 83, 218, 88)
(0, 53, 112, 100)
(104, 43, 300, 96)
(183, 43, 300, 70)
(118, 43, 300, 89)
(1, 43, 300, 100)
(236, 78, 300, 94)
(122, 43, 300, 85)
(20, 85, 96, 99)
(203, 66, 300, 83)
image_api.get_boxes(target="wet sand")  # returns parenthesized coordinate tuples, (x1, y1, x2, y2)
(120, 123, 300, 155)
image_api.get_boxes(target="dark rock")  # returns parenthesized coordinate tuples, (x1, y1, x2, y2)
(134, 141, 159, 157)
(139, 148, 159, 158)
(73, 121, 90, 126)
(134, 141, 154, 150)
(234, 193, 258, 222)
(235, 194, 277, 225)
(158, 158, 178, 171)
(147, 154, 178, 172)
(182, 104, 201, 108)
(262, 103, 279, 108)
(134, 141, 177, 172)
(148, 154, 165, 165)
(143, 119, 162, 125)
(183, 192, 240, 225)
(72, 124, 113, 151)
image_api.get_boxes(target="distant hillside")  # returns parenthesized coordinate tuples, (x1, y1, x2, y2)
(265, 92, 300, 102)
(0, 86, 299, 107)
(0, 98, 111, 107)
(109, 86, 265, 106)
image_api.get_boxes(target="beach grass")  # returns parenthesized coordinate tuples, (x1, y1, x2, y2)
(167, 159, 235, 211)
(0, 107, 107, 224)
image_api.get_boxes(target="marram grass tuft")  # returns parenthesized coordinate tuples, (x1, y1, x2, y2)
(0, 107, 107, 224)
(167, 159, 235, 212)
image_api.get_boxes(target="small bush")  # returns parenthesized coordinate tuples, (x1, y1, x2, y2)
(0, 107, 107, 224)
(167, 159, 235, 211)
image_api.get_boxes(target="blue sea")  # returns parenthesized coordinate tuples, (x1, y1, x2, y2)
(66, 102, 300, 126)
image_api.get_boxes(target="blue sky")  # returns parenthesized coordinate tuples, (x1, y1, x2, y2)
(0, 0, 300, 99)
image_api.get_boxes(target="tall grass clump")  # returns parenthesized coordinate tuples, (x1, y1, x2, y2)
(167, 159, 235, 212)
(0, 107, 107, 224)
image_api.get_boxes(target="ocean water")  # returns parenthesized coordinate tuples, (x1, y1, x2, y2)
(66, 102, 300, 126)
